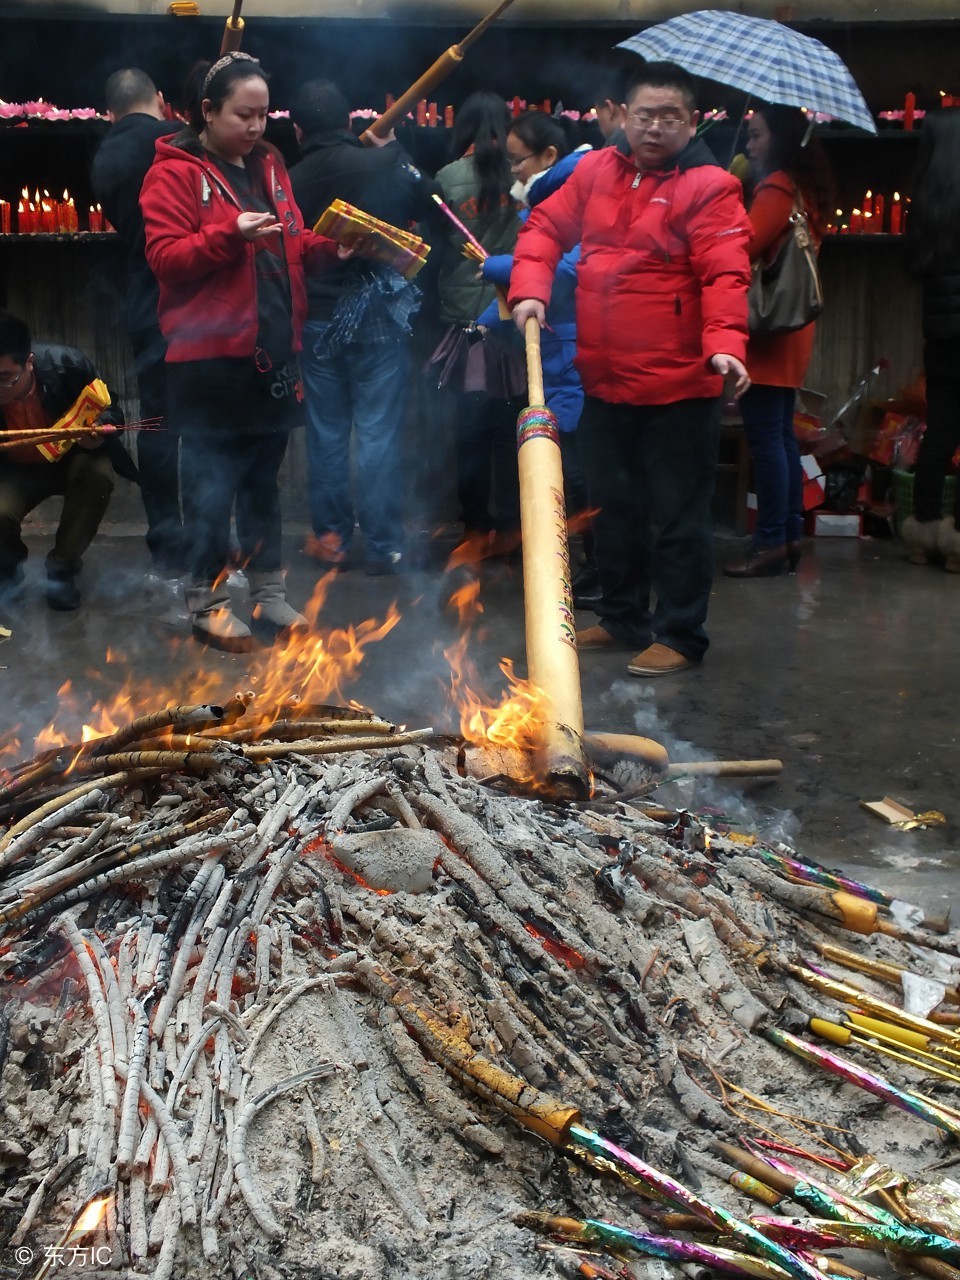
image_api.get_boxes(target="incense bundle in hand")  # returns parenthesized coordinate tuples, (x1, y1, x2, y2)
(314, 199, 430, 280)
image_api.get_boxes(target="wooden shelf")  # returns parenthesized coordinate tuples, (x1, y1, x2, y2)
(0, 233, 118, 242)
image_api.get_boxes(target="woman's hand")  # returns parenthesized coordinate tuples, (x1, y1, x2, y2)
(711, 353, 750, 398)
(336, 234, 368, 261)
(238, 211, 282, 241)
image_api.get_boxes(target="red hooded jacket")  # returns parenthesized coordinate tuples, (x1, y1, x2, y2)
(140, 134, 338, 362)
(508, 136, 752, 406)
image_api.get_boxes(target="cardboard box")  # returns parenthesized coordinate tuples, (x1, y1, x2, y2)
(811, 511, 862, 537)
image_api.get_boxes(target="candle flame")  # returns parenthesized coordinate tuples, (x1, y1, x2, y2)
(894, 191, 901, 201)
(62, 188, 69, 200)
(836, 209, 842, 217)
(21, 186, 27, 200)
(865, 189, 872, 200)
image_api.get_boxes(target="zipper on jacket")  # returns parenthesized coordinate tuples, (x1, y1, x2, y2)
(674, 294, 681, 315)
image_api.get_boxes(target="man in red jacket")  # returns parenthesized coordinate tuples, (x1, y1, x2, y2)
(511, 62, 751, 676)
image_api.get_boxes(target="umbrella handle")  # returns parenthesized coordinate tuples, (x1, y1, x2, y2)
(524, 316, 546, 404)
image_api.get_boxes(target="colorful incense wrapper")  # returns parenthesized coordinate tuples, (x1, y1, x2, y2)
(767, 1025, 960, 1137)
(749, 1214, 960, 1262)
(567, 1125, 826, 1280)
(36, 378, 111, 461)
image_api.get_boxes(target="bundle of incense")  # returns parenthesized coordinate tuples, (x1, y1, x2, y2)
(28, 377, 112, 461)
(313, 199, 430, 279)
(430, 192, 511, 319)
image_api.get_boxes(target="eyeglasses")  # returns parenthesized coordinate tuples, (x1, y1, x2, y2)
(625, 110, 689, 132)
(508, 152, 537, 169)
(0, 367, 25, 389)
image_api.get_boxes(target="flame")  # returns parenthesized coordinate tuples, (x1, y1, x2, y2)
(441, 557, 551, 775)
(2, 577, 401, 762)
(70, 1194, 110, 1237)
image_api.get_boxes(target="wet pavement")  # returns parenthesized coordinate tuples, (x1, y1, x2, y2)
(2, 520, 958, 922)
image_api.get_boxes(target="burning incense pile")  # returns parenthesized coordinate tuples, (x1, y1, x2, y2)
(1, 696, 959, 1280)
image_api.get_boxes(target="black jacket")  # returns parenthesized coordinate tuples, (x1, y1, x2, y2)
(1, 344, 137, 482)
(91, 113, 178, 334)
(289, 130, 437, 320)
(921, 270, 960, 343)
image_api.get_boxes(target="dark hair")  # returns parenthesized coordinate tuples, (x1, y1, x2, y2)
(752, 104, 836, 224)
(594, 67, 629, 110)
(0, 311, 31, 365)
(291, 79, 350, 136)
(105, 68, 158, 117)
(448, 90, 511, 215)
(624, 61, 697, 115)
(509, 111, 575, 162)
(179, 55, 269, 132)
(904, 110, 960, 276)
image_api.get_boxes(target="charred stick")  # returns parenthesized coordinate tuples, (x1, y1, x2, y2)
(0, 787, 107, 869)
(86, 700, 247, 758)
(152, 860, 226, 1034)
(357, 1136, 432, 1232)
(116, 998, 150, 1171)
(59, 913, 120, 1129)
(73, 749, 229, 774)
(242, 727, 434, 760)
(327, 775, 389, 833)
(231, 1063, 337, 1238)
(115, 1060, 198, 1225)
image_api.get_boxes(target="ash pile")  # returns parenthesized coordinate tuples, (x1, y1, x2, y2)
(1, 702, 959, 1280)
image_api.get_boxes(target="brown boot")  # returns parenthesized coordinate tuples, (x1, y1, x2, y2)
(937, 517, 960, 572)
(627, 643, 698, 677)
(901, 516, 941, 566)
(723, 543, 788, 578)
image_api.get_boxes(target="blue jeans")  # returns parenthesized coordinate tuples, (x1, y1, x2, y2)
(739, 384, 803, 547)
(299, 322, 408, 562)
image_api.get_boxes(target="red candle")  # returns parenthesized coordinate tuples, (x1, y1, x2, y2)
(873, 193, 885, 232)
(415, 99, 427, 127)
(511, 95, 521, 119)
(904, 91, 916, 130)
(0, 201, 9, 234)
(89, 204, 104, 233)
(385, 93, 395, 110)
(427, 101, 437, 127)
(542, 99, 552, 114)
(41, 201, 56, 234)
(444, 105, 454, 128)
(890, 192, 902, 235)
(862, 209, 874, 235)
(850, 207, 863, 233)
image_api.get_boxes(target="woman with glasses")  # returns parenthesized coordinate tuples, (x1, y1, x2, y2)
(724, 104, 834, 579)
(427, 90, 522, 550)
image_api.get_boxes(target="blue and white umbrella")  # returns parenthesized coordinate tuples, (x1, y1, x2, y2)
(617, 10, 876, 135)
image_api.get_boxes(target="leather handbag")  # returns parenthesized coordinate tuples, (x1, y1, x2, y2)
(748, 196, 824, 337)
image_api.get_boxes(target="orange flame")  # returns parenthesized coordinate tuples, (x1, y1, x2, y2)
(70, 1194, 111, 1237)
(3, 577, 401, 761)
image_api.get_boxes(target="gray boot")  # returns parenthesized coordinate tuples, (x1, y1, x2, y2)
(938, 516, 960, 573)
(901, 515, 941, 566)
(185, 580, 252, 653)
(248, 570, 308, 639)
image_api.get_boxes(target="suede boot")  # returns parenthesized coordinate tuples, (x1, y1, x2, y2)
(901, 515, 941, 566)
(185, 581, 252, 653)
(937, 516, 960, 573)
(248, 570, 308, 640)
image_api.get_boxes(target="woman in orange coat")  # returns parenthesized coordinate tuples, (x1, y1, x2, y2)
(725, 105, 834, 578)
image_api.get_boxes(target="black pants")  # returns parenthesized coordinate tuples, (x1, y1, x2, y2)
(130, 326, 184, 572)
(181, 432, 289, 583)
(454, 391, 522, 535)
(560, 429, 595, 567)
(577, 395, 721, 660)
(0, 446, 114, 578)
(916, 339, 960, 526)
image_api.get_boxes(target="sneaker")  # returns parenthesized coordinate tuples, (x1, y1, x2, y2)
(144, 572, 183, 602)
(46, 570, 81, 612)
(364, 551, 404, 577)
(627, 643, 697, 677)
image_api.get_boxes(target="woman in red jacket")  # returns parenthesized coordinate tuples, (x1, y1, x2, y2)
(141, 52, 339, 650)
(724, 105, 834, 578)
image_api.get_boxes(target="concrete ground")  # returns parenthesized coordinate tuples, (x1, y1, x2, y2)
(1, 520, 958, 922)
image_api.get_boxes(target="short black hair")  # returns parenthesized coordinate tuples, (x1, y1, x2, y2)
(0, 311, 31, 365)
(290, 80, 350, 136)
(624, 61, 698, 115)
(594, 68, 629, 110)
(105, 68, 158, 118)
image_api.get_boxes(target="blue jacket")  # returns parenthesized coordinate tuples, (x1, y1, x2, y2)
(477, 149, 587, 432)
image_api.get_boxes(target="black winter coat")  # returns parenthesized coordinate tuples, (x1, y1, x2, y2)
(91, 113, 178, 334)
(2, 344, 138, 482)
(921, 269, 960, 343)
(289, 130, 436, 321)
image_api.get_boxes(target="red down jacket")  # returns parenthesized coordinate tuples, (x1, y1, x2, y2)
(140, 134, 338, 363)
(508, 135, 752, 406)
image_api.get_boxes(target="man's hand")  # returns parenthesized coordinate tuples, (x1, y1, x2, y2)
(366, 128, 397, 148)
(711, 353, 750, 399)
(76, 431, 102, 451)
(512, 299, 546, 333)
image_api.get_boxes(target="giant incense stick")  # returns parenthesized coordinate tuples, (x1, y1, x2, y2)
(516, 318, 590, 800)
(220, 0, 245, 54)
(360, 0, 518, 144)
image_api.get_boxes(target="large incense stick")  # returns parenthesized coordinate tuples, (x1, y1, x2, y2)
(360, 0, 518, 144)
(516, 318, 589, 800)
(220, 0, 244, 54)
